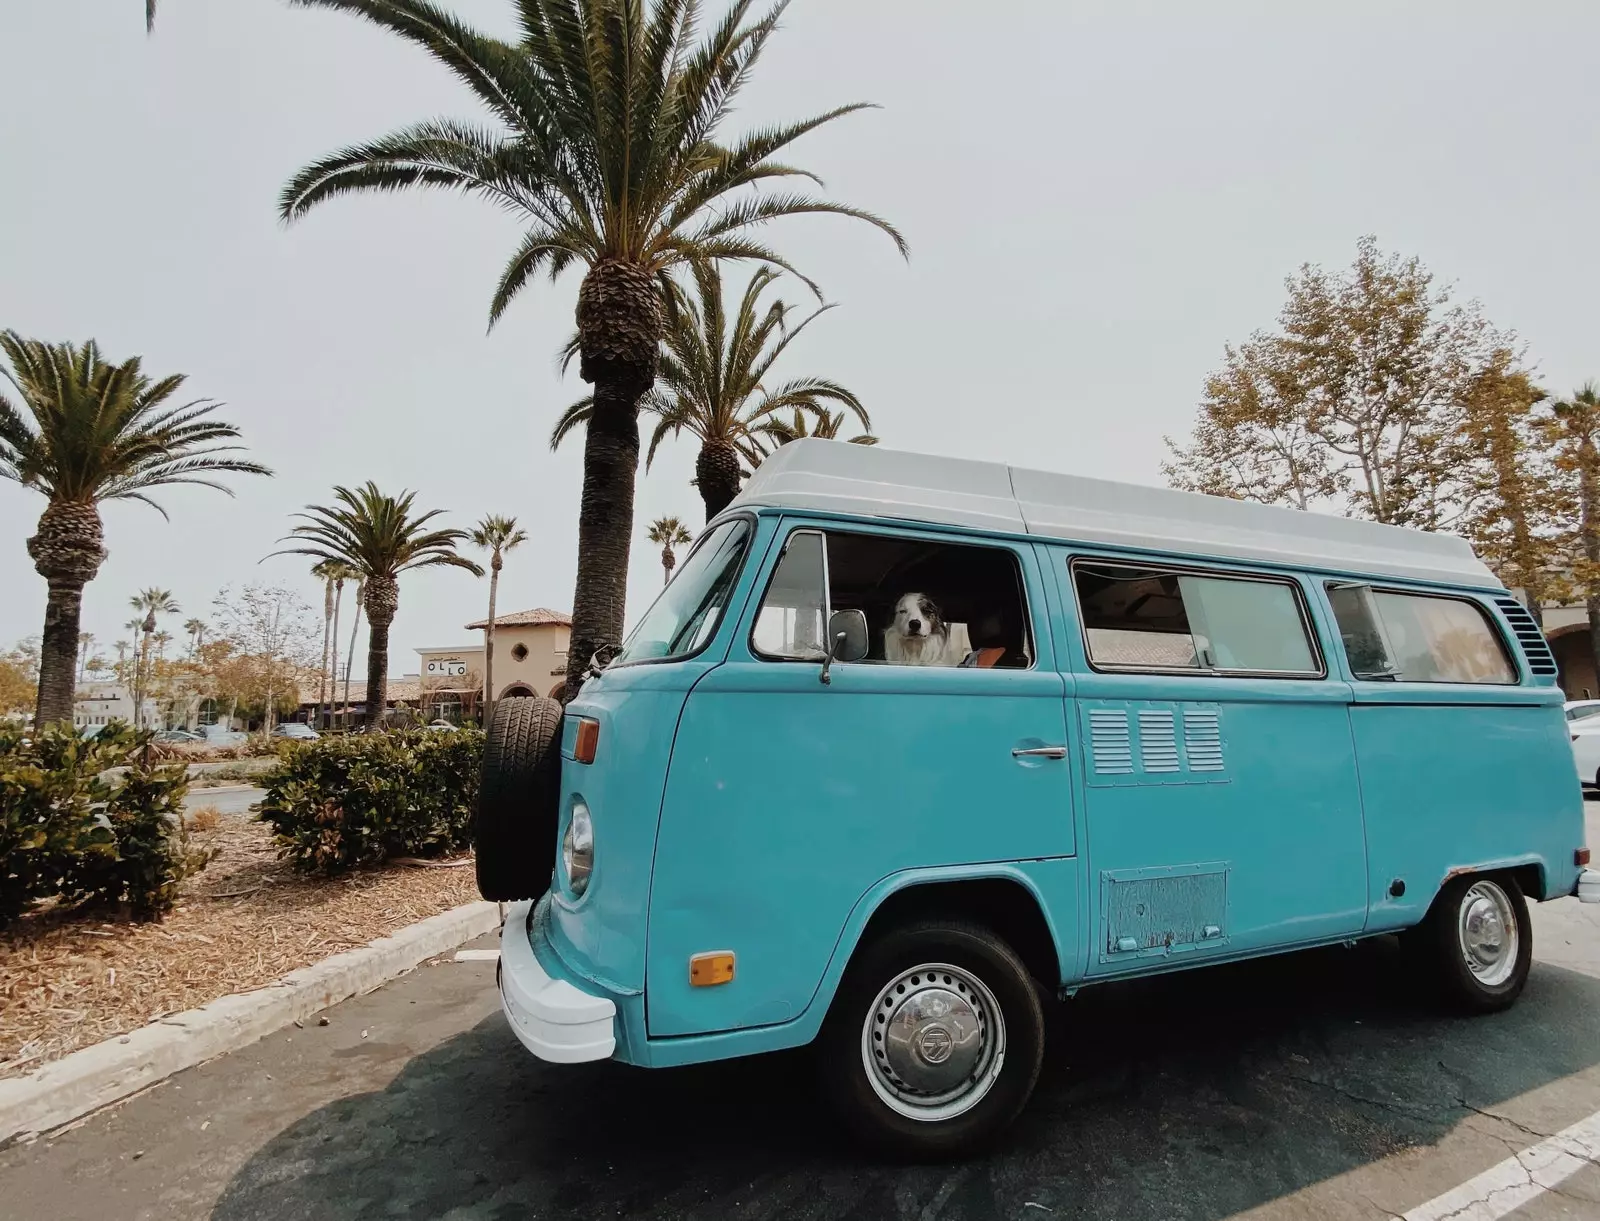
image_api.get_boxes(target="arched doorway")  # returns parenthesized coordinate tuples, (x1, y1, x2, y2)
(547, 681, 565, 699)
(499, 683, 535, 700)
(1548, 623, 1597, 699)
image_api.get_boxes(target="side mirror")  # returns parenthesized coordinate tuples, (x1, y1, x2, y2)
(820, 609, 869, 685)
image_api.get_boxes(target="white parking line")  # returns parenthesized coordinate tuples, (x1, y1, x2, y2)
(453, 949, 500, 962)
(1403, 1108, 1600, 1221)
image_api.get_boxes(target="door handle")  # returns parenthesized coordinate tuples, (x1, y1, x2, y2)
(1012, 745, 1067, 759)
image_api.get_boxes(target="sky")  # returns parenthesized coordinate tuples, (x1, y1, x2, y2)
(3, 0, 1598, 675)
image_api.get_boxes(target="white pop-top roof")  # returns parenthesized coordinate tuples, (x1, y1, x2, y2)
(728, 440, 1501, 588)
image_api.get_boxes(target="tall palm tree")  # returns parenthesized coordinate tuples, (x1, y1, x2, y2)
(0, 333, 268, 727)
(146, 1, 157, 31)
(310, 558, 346, 728)
(743, 405, 879, 476)
(183, 617, 206, 659)
(114, 639, 130, 683)
(646, 517, 692, 585)
(340, 575, 364, 729)
(1547, 384, 1600, 683)
(77, 632, 95, 682)
(130, 589, 178, 726)
(279, 0, 904, 698)
(469, 514, 529, 725)
(274, 483, 482, 728)
(553, 263, 867, 520)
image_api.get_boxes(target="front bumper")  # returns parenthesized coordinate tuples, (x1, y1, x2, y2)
(1580, 869, 1600, 904)
(498, 897, 616, 1063)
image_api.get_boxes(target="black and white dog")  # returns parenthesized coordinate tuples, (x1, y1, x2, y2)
(884, 592, 963, 666)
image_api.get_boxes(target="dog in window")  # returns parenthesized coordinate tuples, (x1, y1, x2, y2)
(884, 593, 965, 666)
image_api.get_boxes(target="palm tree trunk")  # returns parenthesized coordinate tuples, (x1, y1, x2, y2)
(36, 580, 86, 727)
(661, 546, 674, 585)
(696, 440, 743, 522)
(362, 577, 397, 729)
(327, 582, 343, 732)
(28, 500, 106, 728)
(483, 554, 500, 726)
(342, 586, 363, 730)
(317, 579, 333, 728)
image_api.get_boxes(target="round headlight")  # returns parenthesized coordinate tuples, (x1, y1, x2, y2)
(562, 800, 594, 896)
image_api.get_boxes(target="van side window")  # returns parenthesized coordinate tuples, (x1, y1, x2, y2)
(1073, 562, 1320, 676)
(753, 529, 1034, 668)
(1325, 585, 1515, 684)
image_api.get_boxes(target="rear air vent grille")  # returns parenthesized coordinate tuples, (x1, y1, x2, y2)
(1493, 597, 1558, 677)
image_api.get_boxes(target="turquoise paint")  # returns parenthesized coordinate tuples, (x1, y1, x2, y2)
(531, 507, 1587, 1070)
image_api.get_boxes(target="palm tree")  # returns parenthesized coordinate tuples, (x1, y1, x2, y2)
(145, 1, 156, 31)
(279, 0, 904, 699)
(273, 483, 482, 728)
(646, 517, 692, 585)
(553, 263, 867, 520)
(130, 589, 179, 726)
(469, 514, 529, 725)
(0, 332, 268, 726)
(153, 630, 173, 663)
(310, 558, 347, 728)
(340, 575, 364, 729)
(183, 617, 206, 659)
(114, 639, 130, 683)
(77, 632, 95, 682)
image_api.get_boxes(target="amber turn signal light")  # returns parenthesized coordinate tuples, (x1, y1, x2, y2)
(1579, 847, 1592, 867)
(574, 717, 600, 764)
(689, 952, 735, 987)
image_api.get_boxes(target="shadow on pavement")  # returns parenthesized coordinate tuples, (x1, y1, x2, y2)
(212, 937, 1600, 1221)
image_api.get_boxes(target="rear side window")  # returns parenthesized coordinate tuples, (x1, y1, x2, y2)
(1325, 585, 1515, 684)
(1072, 561, 1320, 676)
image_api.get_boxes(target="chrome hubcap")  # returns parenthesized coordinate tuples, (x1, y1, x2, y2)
(860, 962, 1005, 1122)
(1458, 880, 1518, 988)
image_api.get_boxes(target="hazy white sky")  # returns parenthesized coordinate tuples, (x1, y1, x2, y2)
(3, 1, 1598, 672)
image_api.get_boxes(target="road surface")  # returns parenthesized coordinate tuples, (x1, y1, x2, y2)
(3, 811, 1597, 1221)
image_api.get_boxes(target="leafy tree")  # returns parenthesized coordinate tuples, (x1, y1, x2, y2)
(210, 584, 321, 733)
(279, 0, 904, 698)
(0, 641, 39, 717)
(553, 264, 867, 519)
(646, 517, 692, 584)
(1542, 385, 1600, 680)
(469, 514, 528, 723)
(273, 483, 481, 727)
(1166, 237, 1507, 527)
(0, 333, 268, 727)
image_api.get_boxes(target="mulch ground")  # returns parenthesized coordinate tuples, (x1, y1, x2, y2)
(0, 807, 480, 1078)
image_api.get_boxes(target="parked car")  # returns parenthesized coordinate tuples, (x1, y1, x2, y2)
(426, 719, 459, 732)
(1567, 701, 1600, 786)
(272, 723, 320, 741)
(477, 440, 1598, 1156)
(202, 725, 248, 746)
(152, 729, 204, 743)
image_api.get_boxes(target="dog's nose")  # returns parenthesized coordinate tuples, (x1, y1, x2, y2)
(908, 619, 921, 634)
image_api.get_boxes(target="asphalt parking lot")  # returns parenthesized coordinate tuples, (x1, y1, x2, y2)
(4, 809, 1597, 1221)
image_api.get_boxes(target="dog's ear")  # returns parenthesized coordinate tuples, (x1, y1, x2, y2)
(919, 595, 944, 630)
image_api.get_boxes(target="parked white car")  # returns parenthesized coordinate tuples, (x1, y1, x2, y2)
(1565, 701, 1600, 786)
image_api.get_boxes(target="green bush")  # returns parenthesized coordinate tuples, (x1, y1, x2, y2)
(257, 728, 484, 875)
(0, 721, 200, 925)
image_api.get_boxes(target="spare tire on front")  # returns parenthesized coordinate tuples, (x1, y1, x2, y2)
(474, 696, 563, 902)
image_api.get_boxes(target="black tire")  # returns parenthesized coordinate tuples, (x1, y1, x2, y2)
(817, 920, 1045, 1159)
(473, 696, 563, 902)
(1413, 873, 1532, 1014)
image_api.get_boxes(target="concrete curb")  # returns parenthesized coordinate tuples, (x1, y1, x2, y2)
(0, 899, 502, 1143)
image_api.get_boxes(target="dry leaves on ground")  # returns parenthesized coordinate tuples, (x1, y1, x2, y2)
(0, 812, 481, 1077)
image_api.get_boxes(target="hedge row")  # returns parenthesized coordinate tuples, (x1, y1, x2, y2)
(257, 728, 484, 875)
(1, 722, 207, 925)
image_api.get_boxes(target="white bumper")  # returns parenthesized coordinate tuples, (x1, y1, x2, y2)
(1580, 869, 1600, 904)
(498, 899, 616, 1063)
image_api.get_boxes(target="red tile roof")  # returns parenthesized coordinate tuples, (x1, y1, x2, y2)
(463, 607, 572, 630)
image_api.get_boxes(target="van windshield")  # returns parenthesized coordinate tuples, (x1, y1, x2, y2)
(612, 520, 751, 665)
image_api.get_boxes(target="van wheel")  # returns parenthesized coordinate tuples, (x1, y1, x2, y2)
(1415, 874, 1532, 1014)
(473, 697, 562, 902)
(818, 920, 1045, 1158)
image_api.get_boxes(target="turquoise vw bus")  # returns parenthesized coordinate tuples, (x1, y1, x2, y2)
(473, 441, 1599, 1156)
